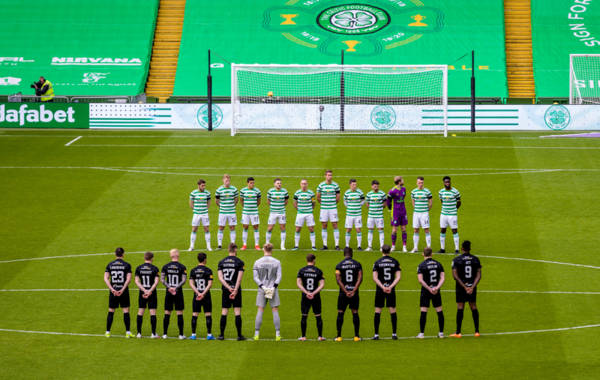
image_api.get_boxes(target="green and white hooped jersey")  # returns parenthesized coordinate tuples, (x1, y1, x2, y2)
(294, 189, 315, 215)
(344, 189, 365, 217)
(267, 187, 289, 214)
(411, 187, 432, 213)
(439, 187, 461, 216)
(240, 187, 261, 215)
(215, 185, 238, 214)
(190, 189, 211, 215)
(317, 181, 340, 210)
(366, 190, 386, 219)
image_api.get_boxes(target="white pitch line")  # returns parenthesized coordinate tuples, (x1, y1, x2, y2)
(1, 288, 599, 295)
(1, 250, 599, 271)
(64, 136, 82, 146)
(69, 144, 600, 150)
(1, 323, 599, 341)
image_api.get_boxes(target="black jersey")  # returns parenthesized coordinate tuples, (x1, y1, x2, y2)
(105, 258, 132, 291)
(373, 256, 401, 288)
(218, 256, 245, 288)
(134, 263, 159, 291)
(161, 261, 187, 289)
(297, 265, 324, 292)
(417, 258, 444, 288)
(190, 265, 214, 292)
(335, 258, 362, 291)
(452, 253, 482, 287)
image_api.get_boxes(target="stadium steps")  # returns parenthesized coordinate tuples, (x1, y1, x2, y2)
(504, 0, 536, 100)
(145, 0, 186, 103)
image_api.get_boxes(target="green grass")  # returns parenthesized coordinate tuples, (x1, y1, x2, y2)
(0, 130, 599, 379)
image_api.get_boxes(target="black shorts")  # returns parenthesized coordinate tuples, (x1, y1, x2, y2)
(300, 294, 322, 315)
(138, 290, 158, 309)
(456, 285, 477, 303)
(164, 289, 185, 311)
(221, 288, 242, 308)
(420, 288, 442, 308)
(192, 293, 213, 313)
(337, 291, 359, 311)
(108, 289, 130, 309)
(374, 288, 396, 308)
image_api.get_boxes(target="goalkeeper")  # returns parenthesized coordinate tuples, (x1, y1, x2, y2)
(253, 243, 283, 341)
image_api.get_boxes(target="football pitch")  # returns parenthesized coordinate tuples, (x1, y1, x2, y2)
(0, 130, 599, 379)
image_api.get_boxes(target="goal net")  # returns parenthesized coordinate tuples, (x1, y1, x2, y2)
(570, 54, 600, 105)
(231, 64, 448, 136)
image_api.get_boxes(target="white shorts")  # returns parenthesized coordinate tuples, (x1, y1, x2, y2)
(344, 215, 362, 229)
(295, 214, 315, 227)
(241, 214, 260, 226)
(412, 212, 430, 229)
(319, 209, 338, 223)
(191, 214, 210, 227)
(367, 217, 384, 229)
(218, 214, 237, 227)
(440, 214, 458, 229)
(268, 213, 286, 225)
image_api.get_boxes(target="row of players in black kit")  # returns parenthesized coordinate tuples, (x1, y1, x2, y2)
(104, 241, 482, 340)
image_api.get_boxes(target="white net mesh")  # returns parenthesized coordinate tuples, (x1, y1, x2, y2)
(231, 64, 447, 135)
(570, 54, 600, 105)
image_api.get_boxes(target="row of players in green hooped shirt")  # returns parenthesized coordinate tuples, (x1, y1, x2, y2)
(189, 170, 462, 254)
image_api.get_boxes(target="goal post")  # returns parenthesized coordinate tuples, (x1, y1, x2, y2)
(570, 54, 600, 105)
(231, 64, 448, 136)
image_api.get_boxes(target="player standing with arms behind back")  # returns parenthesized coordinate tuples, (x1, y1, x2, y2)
(217, 243, 246, 340)
(161, 249, 187, 340)
(252, 243, 283, 341)
(189, 252, 215, 340)
(240, 177, 261, 250)
(372, 244, 401, 340)
(335, 247, 363, 342)
(134, 251, 159, 338)
(366, 180, 386, 252)
(343, 179, 365, 250)
(450, 241, 482, 338)
(104, 247, 132, 338)
(266, 178, 289, 250)
(387, 176, 408, 252)
(410, 177, 433, 253)
(438, 176, 461, 254)
(189, 179, 212, 252)
(297, 254, 326, 341)
(292, 179, 317, 250)
(215, 174, 238, 249)
(417, 247, 445, 338)
(317, 170, 341, 250)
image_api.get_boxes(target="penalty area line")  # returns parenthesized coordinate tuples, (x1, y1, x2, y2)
(1, 323, 599, 341)
(64, 136, 82, 146)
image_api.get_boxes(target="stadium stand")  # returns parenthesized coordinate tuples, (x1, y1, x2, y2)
(531, 0, 600, 99)
(0, 0, 158, 97)
(145, 0, 186, 102)
(504, 0, 535, 101)
(173, 0, 508, 99)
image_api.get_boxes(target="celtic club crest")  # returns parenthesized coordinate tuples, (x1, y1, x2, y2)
(370, 105, 396, 130)
(544, 105, 571, 131)
(197, 104, 223, 129)
(263, 0, 444, 56)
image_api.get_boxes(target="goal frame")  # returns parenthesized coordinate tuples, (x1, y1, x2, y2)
(231, 63, 448, 136)
(569, 54, 600, 105)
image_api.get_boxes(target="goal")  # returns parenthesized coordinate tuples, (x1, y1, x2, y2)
(569, 54, 600, 105)
(231, 64, 448, 136)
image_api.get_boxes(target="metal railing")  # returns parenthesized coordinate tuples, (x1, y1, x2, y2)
(3, 93, 146, 103)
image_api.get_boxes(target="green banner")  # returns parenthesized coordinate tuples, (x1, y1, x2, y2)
(532, 0, 600, 97)
(175, 0, 507, 98)
(0, 103, 89, 129)
(0, 0, 158, 96)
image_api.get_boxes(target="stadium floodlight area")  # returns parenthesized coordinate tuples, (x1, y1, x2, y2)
(231, 64, 448, 136)
(570, 54, 600, 105)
